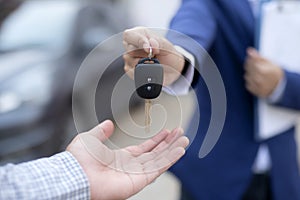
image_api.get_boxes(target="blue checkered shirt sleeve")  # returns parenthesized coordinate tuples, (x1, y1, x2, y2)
(0, 151, 90, 200)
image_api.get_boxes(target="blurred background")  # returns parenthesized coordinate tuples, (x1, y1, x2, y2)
(0, 0, 299, 200)
(0, 0, 128, 164)
(0, 0, 184, 199)
(0, 0, 181, 163)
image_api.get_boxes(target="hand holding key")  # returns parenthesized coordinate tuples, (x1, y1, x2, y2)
(123, 27, 186, 86)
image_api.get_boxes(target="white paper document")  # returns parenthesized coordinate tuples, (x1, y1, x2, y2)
(257, 0, 300, 140)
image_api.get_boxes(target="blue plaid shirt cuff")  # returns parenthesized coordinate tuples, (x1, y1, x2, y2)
(0, 151, 90, 200)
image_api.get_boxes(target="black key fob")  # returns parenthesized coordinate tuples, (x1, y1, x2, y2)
(134, 58, 164, 99)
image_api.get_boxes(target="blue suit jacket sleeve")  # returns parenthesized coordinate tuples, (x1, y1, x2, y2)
(275, 70, 300, 110)
(167, 0, 217, 66)
(258, 3, 300, 111)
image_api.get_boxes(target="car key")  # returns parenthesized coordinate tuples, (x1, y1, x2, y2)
(134, 47, 164, 132)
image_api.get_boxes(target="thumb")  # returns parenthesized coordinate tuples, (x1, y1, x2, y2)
(78, 120, 115, 166)
(88, 120, 115, 142)
(247, 47, 261, 59)
(247, 47, 263, 60)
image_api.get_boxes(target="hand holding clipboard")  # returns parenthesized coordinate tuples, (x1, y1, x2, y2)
(256, 0, 300, 140)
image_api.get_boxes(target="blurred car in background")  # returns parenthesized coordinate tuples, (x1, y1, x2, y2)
(0, 0, 129, 164)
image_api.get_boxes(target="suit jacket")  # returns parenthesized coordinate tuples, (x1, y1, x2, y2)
(167, 0, 300, 199)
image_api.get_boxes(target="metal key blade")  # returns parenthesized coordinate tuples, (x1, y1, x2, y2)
(145, 99, 152, 133)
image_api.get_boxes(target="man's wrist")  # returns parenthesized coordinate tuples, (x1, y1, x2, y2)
(268, 70, 287, 103)
(163, 46, 195, 95)
(47, 152, 91, 199)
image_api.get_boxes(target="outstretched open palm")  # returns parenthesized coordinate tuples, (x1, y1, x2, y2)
(67, 120, 188, 200)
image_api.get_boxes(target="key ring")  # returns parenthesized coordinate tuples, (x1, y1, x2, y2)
(148, 46, 153, 59)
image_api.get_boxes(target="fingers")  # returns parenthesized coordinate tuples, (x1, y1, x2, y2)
(244, 69, 263, 86)
(136, 128, 188, 169)
(85, 120, 115, 142)
(245, 47, 263, 70)
(125, 127, 186, 157)
(135, 135, 189, 165)
(76, 120, 115, 165)
(123, 28, 150, 51)
(123, 27, 160, 55)
(142, 147, 186, 185)
(145, 146, 186, 173)
(149, 128, 189, 171)
(111, 129, 183, 174)
(247, 47, 261, 59)
(167, 135, 189, 153)
(123, 47, 149, 58)
(148, 37, 160, 55)
(244, 47, 284, 97)
(117, 128, 189, 193)
(123, 54, 140, 69)
(123, 27, 184, 86)
(244, 75, 260, 95)
(123, 54, 139, 79)
(152, 128, 185, 153)
(79, 133, 115, 166)
(244, 61, 262, 96)
(244, 47, 262, 93)
(130, 145, 186, 192)
(125, 129, 170, 156)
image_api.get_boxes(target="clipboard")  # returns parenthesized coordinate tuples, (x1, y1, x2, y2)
(256, 0, 300, 140)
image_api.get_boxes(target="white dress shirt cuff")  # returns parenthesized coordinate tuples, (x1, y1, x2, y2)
(163, 46, 195, 95)
(268, 73, 287, 103)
